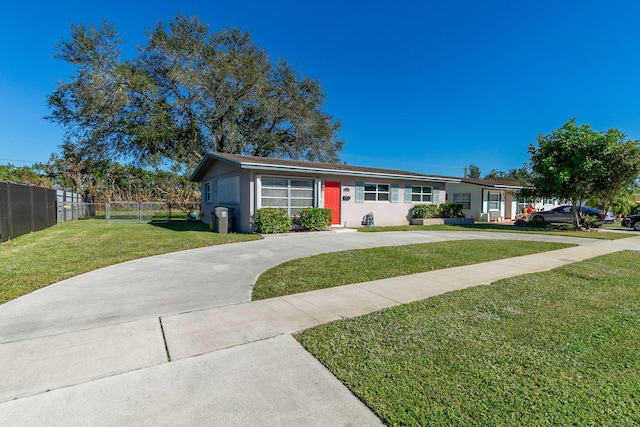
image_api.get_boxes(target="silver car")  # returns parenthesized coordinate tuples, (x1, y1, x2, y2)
(528, 205, 606, 226)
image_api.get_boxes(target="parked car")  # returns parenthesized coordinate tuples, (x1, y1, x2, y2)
(528, 205, 606, 227)
(621, 214, 640, 231)
(604, 211, 616, 224)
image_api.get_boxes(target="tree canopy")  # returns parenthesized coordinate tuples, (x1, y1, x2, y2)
(34, 154, 200, 210)
(483, 167, 530, 183)
(47, 16, 344, 170)
(464, 164, 481, 179)
(524, 118, 640, 226)
(0, 164, 51, 187)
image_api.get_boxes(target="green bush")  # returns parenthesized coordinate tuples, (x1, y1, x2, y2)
(439, 203, 465, 218)
(529, 219, 548, 228)
(299, 208, 333, 231)
(581, 215, 599, 229)
(411, 204, 439, 219)
(254, 208, 292, 233)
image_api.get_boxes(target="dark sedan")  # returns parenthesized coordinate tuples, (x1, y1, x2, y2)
(528, 205, 606, 227)
(621, 214, 640, 231)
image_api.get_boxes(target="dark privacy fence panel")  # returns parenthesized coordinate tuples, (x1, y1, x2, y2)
(0, 182, 57, 242)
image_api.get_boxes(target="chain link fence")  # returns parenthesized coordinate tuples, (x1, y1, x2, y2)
(57, 201, 170, 224)
(106, 202, 170, 223)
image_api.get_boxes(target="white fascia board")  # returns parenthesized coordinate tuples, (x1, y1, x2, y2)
(493, 185, 523, 190)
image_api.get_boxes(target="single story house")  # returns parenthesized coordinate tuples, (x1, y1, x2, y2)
(190, 153, 462, 232)
(444, 178, 521, 221)
(445, 179, 563, 221)
(190, 153, 562, 231)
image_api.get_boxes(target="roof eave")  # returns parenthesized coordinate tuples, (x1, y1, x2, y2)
(190, 153, 244, 181)
(237, 162, 460, 183)
(192, 153, 461, 183)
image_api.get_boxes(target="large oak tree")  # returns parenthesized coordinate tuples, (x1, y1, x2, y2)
(47, 16, 344, 170)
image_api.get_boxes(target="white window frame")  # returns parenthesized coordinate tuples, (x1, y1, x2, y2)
(364, 183, 390, 202)
(488, 191, 502, 211)
(453, 192, 471, 209)
(256, 175, 317, 215)
(411, 185, 433, 203)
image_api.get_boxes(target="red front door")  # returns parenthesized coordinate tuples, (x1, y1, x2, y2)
(324, 182, 341, 225)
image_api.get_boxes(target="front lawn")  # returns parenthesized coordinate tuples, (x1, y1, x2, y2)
(252, 240, 573, 300)
(298, 251, 640, 426)
(0, 219, 260, 304)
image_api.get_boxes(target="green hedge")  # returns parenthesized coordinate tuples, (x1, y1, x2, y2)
(299, 208, 333, 231)
(439, 203, 465, 218)
(411, 203, 465, 219)
(254, 208, 292, 233)
(411, 204, 439, 219)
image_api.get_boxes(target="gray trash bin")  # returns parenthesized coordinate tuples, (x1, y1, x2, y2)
(212, 207, 230, 234)
(212, 207, 235, 233)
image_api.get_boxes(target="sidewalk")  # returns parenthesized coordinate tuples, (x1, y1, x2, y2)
(1, 232, 638, 425)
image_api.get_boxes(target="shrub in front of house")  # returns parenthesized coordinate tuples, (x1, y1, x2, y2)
(529, 219, 548, 228)
(411, 204, 439, 219)
(299, 208, 333, 231)
(439, 203, 465, 218)
(254, 208, 292, 233)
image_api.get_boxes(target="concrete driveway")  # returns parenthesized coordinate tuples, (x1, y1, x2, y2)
(1, 230, 638, 425)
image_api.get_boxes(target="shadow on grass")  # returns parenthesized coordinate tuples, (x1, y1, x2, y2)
(151, 219, 257, 235)
(451, 223, 549, 231)
(360, 223, 548, 232)
(151, 219, 212, 232)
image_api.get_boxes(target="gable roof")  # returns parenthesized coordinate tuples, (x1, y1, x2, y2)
(189, 152, 525, 190)
(190, 152, 462, 183)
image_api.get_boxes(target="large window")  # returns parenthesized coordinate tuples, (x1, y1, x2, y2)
(364, 183, 389, 201)
(453, 193, 471, 209)
(411, 185, 432, 202)
(260, 177, 314, 215)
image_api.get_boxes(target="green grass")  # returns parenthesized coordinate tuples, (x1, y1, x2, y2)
(0, 219, 260, 304)
(602, 220, 622, 228)
(298, 251, 640, 426)
(252, 240, 574, 300)
(358, 222, 632, 239)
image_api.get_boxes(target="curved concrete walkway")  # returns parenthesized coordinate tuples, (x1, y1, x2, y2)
(1, 231, 638, 425)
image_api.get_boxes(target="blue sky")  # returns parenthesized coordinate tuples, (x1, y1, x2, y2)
(2, 0, 640, 177)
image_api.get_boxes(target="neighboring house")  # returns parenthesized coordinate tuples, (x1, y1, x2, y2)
(190, 153, 461, 232)
(445, 178, 563, 221)
(445, 178, 521, 221)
